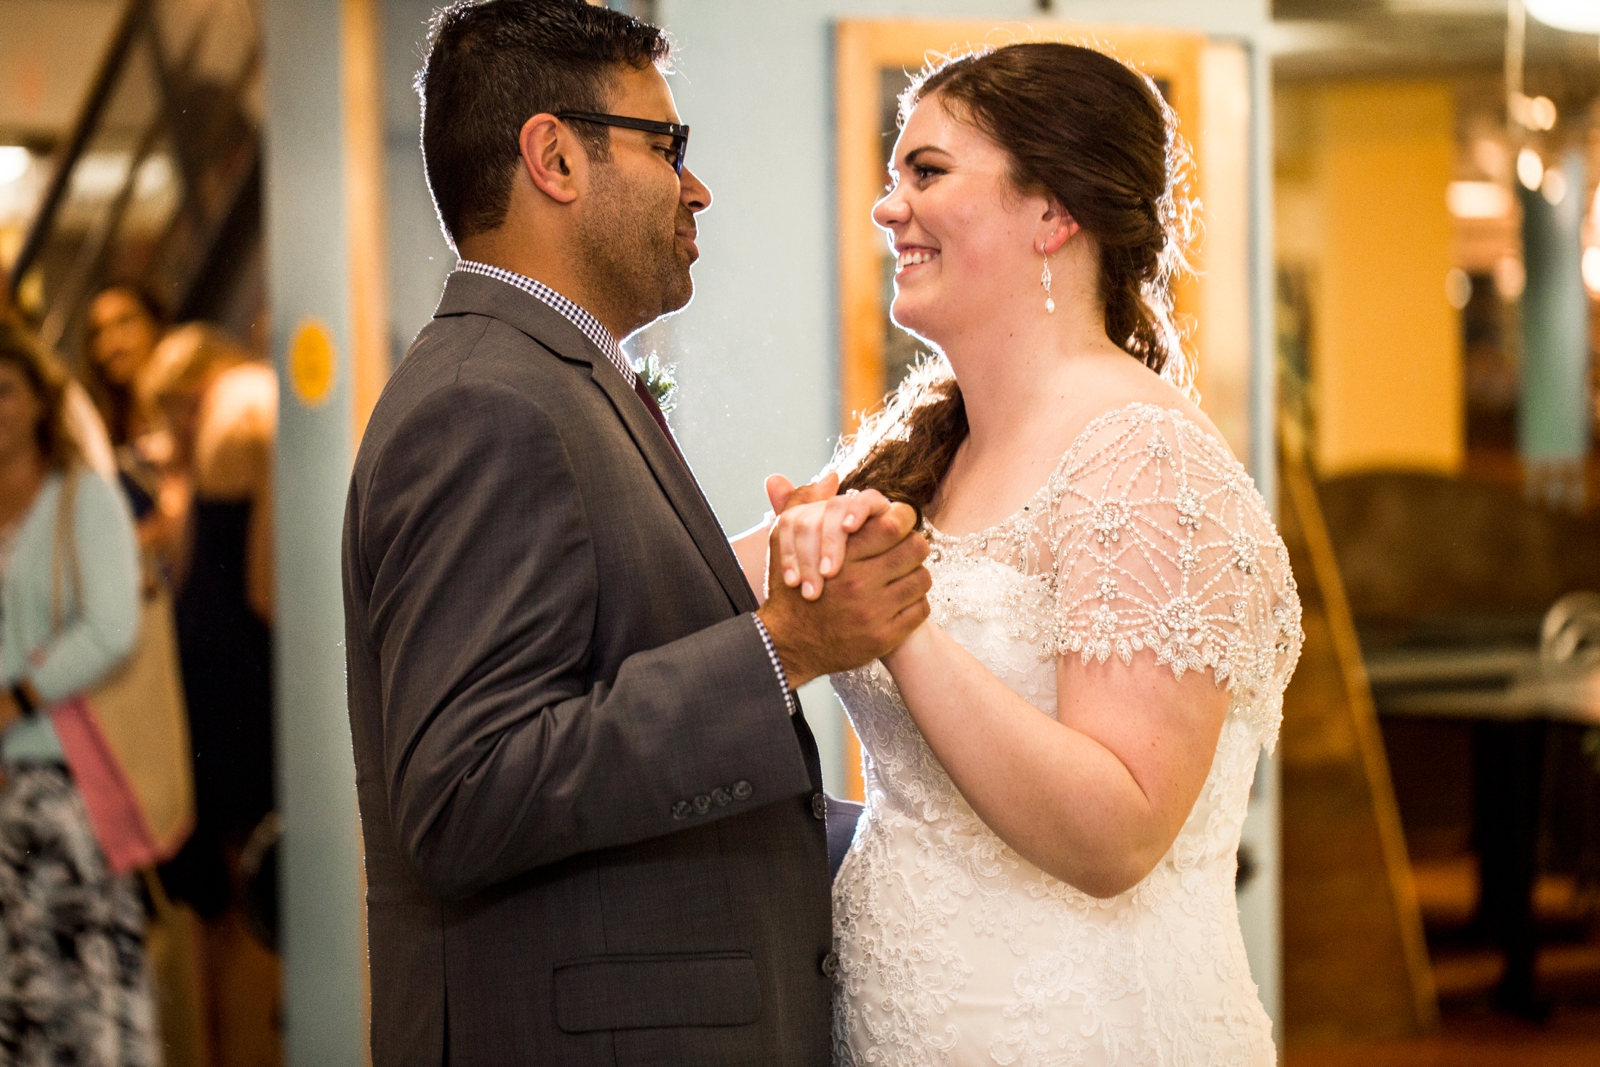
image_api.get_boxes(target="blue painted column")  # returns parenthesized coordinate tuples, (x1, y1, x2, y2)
(261, 0, 365, 1062)
(1519, 147, 1591, 511)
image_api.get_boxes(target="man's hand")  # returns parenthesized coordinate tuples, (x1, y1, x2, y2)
(766, 473, 899, 601)
(756, 500, 932, 689)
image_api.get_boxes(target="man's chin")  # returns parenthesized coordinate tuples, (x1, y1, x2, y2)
(659, 272, 695, 318)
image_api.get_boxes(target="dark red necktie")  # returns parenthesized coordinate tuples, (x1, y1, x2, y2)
(633, 375, 687, 467)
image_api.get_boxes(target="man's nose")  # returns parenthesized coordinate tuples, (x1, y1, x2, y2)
(681, 166, 712, 213)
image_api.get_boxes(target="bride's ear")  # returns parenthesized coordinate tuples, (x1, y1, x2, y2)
(1036, 203, 1080, 256)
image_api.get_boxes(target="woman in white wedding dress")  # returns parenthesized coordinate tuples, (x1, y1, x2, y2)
(820, 43, 1304, 1066)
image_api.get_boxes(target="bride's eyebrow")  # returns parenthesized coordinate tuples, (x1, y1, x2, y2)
(902, 146, 951, 167)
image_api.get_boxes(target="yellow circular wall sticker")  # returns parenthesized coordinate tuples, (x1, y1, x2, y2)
(289, 318, 336, 406)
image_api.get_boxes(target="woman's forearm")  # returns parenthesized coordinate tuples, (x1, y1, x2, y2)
(883, 624, 1172, 897)
(729, 516, 773, 604)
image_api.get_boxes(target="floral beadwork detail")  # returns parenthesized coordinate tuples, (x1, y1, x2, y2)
(831, 402, 1304, 1067)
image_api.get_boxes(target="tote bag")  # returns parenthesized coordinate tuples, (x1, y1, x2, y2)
(47, 467, 195, 874)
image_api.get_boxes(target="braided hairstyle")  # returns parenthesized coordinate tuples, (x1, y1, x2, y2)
(837, 42, 1195, 517)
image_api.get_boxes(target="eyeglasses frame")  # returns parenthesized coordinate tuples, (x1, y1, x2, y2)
(556, 112, 690, 175)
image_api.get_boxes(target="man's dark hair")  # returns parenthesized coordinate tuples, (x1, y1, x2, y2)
(418, 0, 670, 247)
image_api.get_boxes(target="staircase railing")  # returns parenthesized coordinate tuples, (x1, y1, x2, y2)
(5, 0, 262, 359)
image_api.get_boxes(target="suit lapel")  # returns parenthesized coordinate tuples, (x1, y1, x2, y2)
(436, 271, 759, 616)
(585, 359, 759, 615)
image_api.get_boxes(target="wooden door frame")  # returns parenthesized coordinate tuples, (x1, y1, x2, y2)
(835, 19, 1206, 440)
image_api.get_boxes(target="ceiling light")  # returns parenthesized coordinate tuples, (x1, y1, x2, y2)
(0, 147, 29, 186)
(1494, 254, 1525, 300)
(1528, 96, 1558, 131)
(1517, 148, 1545, 190)
(1511, 94, 1559, 131)
(1448, 181, 1513, 219)
(1542, 166, 1568, 206)
(1526, 0, 1600, 33)
(1584, 247, 1600, 296)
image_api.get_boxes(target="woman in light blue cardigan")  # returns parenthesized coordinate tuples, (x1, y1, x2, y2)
(0, 318, 154, 1066)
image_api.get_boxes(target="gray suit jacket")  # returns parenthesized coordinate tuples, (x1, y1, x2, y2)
(343, 272, 833, 1066)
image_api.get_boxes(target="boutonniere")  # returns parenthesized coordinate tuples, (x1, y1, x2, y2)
(636, 352, 679, 418)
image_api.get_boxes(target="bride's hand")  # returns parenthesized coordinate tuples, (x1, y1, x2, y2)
(766, 473, 897, 601)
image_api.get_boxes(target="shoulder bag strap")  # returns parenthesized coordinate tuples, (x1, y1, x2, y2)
(49, 466, 83, 639)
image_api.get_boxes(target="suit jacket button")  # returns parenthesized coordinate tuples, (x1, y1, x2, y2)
(811, 793, 826, 820)
(693, 794, 712, 815)
(731, 780, 753, 801)
(821, 951, 841, 979)
(711, 787, 732, 807)
(671, 800, 691, 821)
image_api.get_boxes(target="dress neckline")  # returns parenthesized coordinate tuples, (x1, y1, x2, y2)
(926, 401, 1236, 551)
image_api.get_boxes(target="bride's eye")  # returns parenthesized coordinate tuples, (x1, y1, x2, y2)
(913, 163, 944, 182)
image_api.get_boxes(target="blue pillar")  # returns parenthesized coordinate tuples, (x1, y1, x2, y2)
(1519, 148, 1591, 511)
(261, 0, 365, 1061)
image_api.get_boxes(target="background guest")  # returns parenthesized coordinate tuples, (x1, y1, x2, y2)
(85, 284, 166, 448)
(139, 322, 278, 1063)
(0, 317, 153, 1066)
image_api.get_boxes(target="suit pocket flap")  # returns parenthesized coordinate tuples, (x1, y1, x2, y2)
(553, 951, 760, 1032)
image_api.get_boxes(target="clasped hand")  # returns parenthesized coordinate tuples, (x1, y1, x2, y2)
(754, 472, 932, 689)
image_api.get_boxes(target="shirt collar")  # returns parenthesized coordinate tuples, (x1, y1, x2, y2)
(453, 260, 634, 387)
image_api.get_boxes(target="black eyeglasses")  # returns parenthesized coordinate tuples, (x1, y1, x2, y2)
(557, 112, 690, 175)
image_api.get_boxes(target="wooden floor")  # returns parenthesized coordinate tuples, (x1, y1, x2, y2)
(1288, 861, 1600, 1067)
(1287, 1007, 1600, 1067)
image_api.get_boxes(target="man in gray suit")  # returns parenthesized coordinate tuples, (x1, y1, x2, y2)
(341, 2, 930, 1064)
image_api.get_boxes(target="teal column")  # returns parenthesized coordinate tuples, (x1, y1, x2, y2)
(1518, 148, 1591, 511)
(261, 0, 365, 1062)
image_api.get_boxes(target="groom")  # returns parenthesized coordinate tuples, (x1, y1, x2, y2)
(342, 1, 930, 1065)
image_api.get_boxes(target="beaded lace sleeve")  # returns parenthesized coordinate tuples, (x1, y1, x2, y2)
(1044, 405, 1302, 737)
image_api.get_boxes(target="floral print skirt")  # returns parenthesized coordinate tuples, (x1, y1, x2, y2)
(0, 764, 156, 1067)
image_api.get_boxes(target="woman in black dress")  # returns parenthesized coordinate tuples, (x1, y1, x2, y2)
(139, 324, 276, 921)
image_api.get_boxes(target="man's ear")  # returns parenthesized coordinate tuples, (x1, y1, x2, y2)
(519, 113, 583, 204)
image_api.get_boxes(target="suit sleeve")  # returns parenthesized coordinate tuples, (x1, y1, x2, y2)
(355, 377, 811, 899)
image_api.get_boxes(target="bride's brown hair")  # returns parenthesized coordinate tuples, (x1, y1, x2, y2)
(836, 42, 1195, 519)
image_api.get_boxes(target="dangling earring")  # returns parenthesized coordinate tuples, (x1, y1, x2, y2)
(1040, 252, 1056, 314)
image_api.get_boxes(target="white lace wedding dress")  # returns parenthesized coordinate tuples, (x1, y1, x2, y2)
(831, 402, 1303, 1067)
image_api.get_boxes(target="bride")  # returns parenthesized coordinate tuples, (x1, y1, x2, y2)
(775, 42, 1303, 1065)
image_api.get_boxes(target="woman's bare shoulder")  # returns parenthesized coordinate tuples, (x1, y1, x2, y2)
(1064, 356, 1235, 466)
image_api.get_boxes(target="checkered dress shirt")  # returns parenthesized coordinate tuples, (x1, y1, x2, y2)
(454, 260, 635, 387)
(451, 260, 797, 715)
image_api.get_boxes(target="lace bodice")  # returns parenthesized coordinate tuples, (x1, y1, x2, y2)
(830, 403, 1303, 1066)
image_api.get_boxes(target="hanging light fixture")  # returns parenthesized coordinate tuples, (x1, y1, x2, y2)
(1525, 0, 1600, 34)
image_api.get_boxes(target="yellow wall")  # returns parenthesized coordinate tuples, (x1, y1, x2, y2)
(1278, 81, 1462, 477)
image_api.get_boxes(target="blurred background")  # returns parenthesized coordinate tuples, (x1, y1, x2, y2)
(3, 0, 1598, 1064)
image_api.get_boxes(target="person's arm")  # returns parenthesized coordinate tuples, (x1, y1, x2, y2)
(26, 473, 140, 703)
(880, 414, 1297, 898)
(730, 515, 772, 601)
(883, 624, 1227, 897)
(357, 379, 814, 900)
